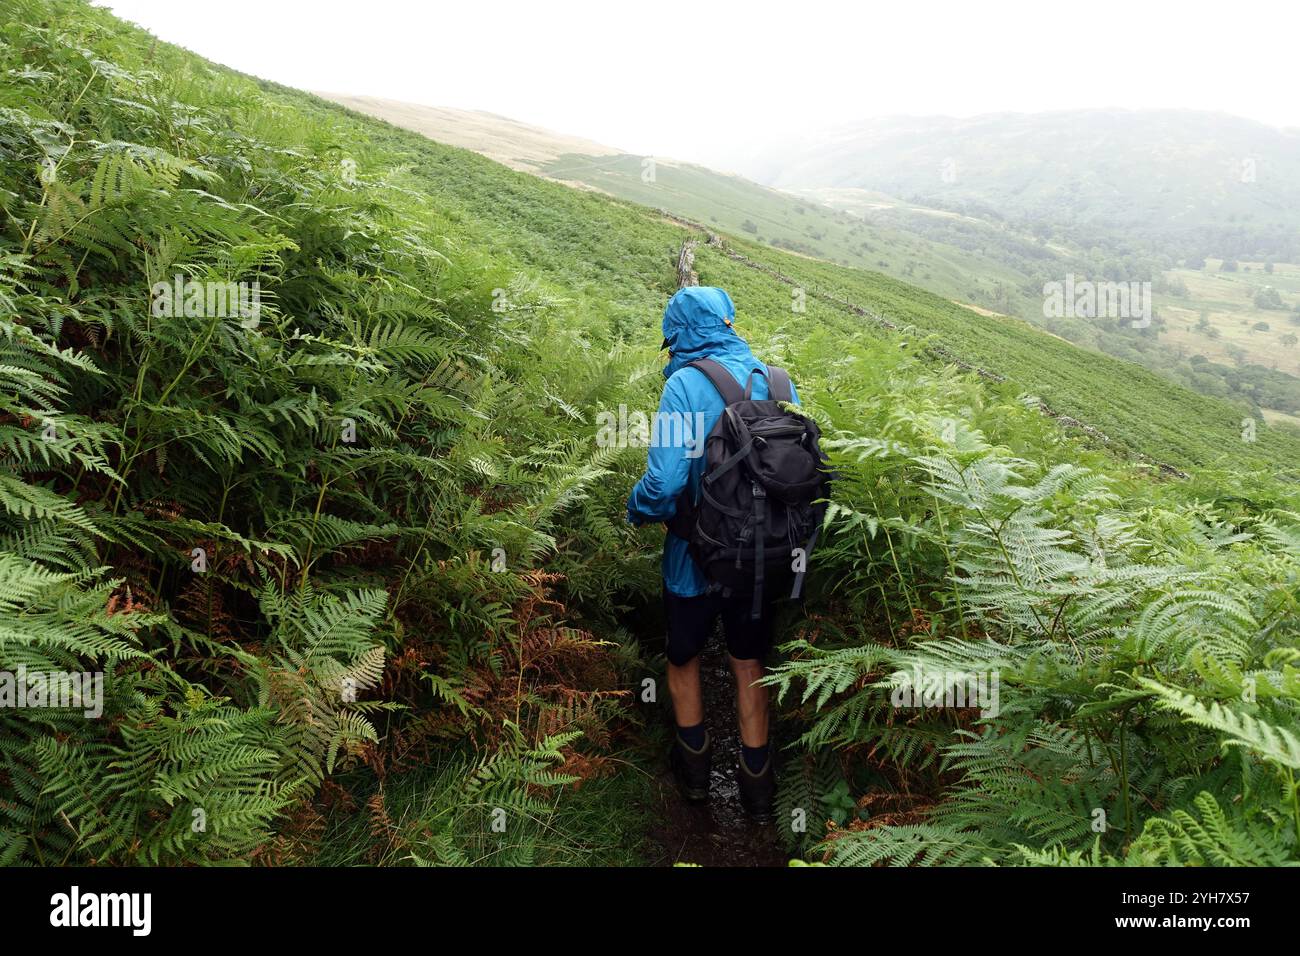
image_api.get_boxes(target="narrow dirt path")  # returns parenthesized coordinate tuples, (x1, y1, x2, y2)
(642, 639, 789, 867)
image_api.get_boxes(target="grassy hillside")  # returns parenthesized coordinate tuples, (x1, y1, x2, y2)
(537, 151, 1029, 298)
(3, 0, 1299, 869)
(798, 185, 1300, 422)
(323, 96, 1055, 311)
(327, 96, 1300, 472)
(332, 97, 1300, 424)
(694, 234, 1300, 474)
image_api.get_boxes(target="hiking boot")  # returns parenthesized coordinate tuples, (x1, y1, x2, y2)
(737, 754, 776, 822)
(669, 732, 712, 803)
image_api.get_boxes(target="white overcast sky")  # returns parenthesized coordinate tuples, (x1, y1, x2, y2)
(97, 0, 1298, 164)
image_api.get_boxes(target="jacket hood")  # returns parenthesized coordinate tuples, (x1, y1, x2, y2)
(661, 286, 757, 378)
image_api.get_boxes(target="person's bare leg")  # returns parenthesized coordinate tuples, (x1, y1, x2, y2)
(729, 655, 769, 747)
(667, 657, 704, 728)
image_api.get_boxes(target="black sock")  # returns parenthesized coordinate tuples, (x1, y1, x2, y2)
(741, 743, 770, 774)
(676, 721, 707, 750)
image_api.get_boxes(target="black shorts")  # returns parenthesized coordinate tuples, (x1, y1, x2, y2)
(663, 587, 775, 666)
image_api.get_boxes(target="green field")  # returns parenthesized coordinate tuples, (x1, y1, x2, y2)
(1162, 261, 1300, 375)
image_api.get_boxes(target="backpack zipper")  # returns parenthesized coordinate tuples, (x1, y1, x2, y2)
(748, 423, 804, 439)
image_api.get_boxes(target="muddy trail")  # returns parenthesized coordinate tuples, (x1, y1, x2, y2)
(638, 637, 791, 868)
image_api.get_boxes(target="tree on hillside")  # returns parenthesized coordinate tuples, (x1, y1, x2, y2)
(1254, 286, 1285, 310)
(1221, 259, 1239, 272)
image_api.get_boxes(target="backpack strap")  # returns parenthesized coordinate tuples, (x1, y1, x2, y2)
(686, 358, 744, 406)
(690, 359, 794, 404)
(751, 482, 767, 619)
(766, 365, 794, 403)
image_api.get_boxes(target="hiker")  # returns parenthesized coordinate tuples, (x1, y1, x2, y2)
(626, 286, 828, 821)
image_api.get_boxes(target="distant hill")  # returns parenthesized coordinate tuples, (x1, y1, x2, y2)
(731, 110, 1300, 263)
(317, 94, 622, 172)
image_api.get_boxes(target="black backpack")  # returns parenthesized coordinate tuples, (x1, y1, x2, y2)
(667, 359, 833, 619)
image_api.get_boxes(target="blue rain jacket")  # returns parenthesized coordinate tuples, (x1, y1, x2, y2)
(626, 286, 799, 596)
